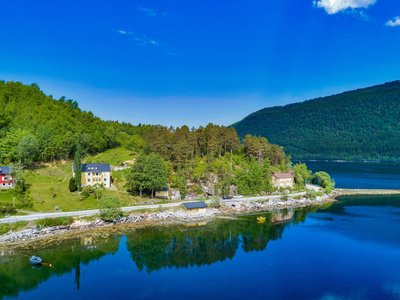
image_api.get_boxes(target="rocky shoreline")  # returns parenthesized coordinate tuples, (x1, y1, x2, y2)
(1, 189, 399, 247)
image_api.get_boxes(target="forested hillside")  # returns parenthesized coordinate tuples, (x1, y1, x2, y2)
(0, 81, 151, 164)
(232, 81, 400, 160)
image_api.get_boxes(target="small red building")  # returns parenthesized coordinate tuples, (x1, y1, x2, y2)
(0, 166, 14, 189)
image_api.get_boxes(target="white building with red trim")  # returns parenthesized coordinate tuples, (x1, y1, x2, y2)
(0, 166, 15, 189)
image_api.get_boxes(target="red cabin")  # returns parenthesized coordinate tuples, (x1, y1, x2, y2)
(0, 166, 14, 189)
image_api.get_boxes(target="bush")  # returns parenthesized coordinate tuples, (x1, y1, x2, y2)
(81, 191, 90, 199)
(82, 185, 94, 194)
(0, 206, 16, 214)
(67, 216, 74, 225)
(69, 177, 77, 192)
(35, 217, 69, 228)
(209, 196, 221, 208)
(98, 195, 122, 221)
(11, 221, 28, 231)
(1, 224, 10, 235)
(281, 194, 289, 201)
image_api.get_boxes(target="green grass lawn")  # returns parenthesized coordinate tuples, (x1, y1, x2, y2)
(7, 148, 161, 213)
(24, 158, 148, 212)
(0, 190, 15, 202)
(85, 148, 135, 166)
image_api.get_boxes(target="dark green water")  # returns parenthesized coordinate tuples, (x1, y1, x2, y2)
(2, 195, 400, 299)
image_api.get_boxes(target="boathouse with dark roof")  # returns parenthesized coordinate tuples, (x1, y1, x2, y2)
(181, 201, 208, 213)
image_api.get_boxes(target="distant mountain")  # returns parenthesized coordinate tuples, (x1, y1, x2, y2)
(231, 81, 400, 161)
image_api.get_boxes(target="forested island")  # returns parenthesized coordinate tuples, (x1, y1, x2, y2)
(232, 80, 400, 161)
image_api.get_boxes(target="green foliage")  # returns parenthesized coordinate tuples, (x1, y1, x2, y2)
(1, 224, 10, 235)
(74, 140, 82, 191)
(80, 191, 90, 199)
(311, 171, 335, 191)
(17, 134, 39, 164)
(305, 190, 324, 200)
(293, 163, 312, 186)
(232, 80, 400, 160)
(69, 177, 77, 192)
(93, 184, 105, 200)
(209, 195, 221, 208)
(98, 195, 122, 221)
(143, 153, 168, 198)
(0, 206, 17, 214)
(126, 151, 147, 196)
(0, 81, 152, 165)
(35, 217, 70, 228)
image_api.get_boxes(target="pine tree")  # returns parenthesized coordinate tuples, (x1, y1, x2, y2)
(74, 139, 82, 191)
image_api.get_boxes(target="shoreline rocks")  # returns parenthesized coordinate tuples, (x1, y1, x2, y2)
(1, 188, 399, 247)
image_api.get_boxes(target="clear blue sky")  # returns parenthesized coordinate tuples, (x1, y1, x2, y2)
(1, 0, 399, 127)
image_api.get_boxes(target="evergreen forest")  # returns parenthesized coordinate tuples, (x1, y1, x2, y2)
(231, 80, 400, 161)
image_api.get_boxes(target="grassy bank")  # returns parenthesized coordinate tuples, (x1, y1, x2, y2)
(3, 148, 159, 213)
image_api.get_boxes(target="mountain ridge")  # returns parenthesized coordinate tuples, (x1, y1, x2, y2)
(231, 80, 400, 161)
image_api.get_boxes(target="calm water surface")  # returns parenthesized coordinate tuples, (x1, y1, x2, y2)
(302, 161, 400, 189)
(2, 195, 400, 299)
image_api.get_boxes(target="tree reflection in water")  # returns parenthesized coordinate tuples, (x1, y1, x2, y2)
(0, 203, 332, 299)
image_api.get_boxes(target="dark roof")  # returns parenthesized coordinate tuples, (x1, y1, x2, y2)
(73, 163, 111, 172)
(0, 166, 10, 175)
(157, 187, 169, 192)
(182, 202, 208, 210)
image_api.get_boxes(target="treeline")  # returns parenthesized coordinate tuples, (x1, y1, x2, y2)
(144, 124, 288, 168)
(232, 80, 400, 160)
(0, 81, 151, 164)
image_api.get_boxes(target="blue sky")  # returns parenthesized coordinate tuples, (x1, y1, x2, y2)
(1, 0, 400, 127)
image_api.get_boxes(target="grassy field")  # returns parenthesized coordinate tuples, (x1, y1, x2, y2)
(0, 190, 15, 202)
(18, 148, 161, 212)
(85, 148, 135, 166)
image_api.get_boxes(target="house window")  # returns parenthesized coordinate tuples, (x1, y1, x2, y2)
(103, 178, 107, 182)
(8, 183, 11, 186)
(2, 183, 5, 186)
(88, 173, 91, 176)
(87, 179, 91, 182)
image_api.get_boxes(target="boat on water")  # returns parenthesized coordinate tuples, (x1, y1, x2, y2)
(257, 216, 266, 222)
(29, 255, 42, 265)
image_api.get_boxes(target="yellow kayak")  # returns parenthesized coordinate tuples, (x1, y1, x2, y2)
(257, 216, 266, 222)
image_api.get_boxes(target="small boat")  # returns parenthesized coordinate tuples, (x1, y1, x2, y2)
(29, 255, 42, 265)
(257, 216, 266, 222)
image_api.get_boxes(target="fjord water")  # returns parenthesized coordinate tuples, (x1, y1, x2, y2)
(2, 195, 400, 300)
(303, 161, 400, 189)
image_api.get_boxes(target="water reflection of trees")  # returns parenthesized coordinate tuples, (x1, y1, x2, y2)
(0, 234, 121, 300)
(0, 204, 332, 298)
(125, 207, 327, 273)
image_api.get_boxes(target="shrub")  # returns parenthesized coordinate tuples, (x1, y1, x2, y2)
(209, 195, 221, 208)
(11, 221, 28, 231)
(98, 195, 122, 221)
(69, 177, 77, 192)
(83, 185, 94, 194)
(81, 191, 90, 199)
(35, 217, 68, 228)
(0, 206, 16, 214)
(67, 217, 74, 225)
(1, 224, 10, 235)
(281, 194, 289, 201)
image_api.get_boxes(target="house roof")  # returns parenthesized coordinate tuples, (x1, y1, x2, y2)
(272, 172, 294, 179)
(0, 166, 10, 175)
(73, 163, 111, 173)
(157, 187, 169, 192)
(182, 201, 208, 210)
